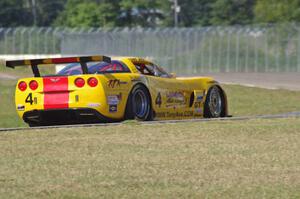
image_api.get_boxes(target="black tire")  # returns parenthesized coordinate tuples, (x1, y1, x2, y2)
(204, 86, 224, 118)
(125, 84, 153, 121)
(28, 122, 42, 127)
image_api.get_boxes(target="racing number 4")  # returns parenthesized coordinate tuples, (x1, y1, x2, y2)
(155, 92, 162, 107)
(25, 93, 34, 105)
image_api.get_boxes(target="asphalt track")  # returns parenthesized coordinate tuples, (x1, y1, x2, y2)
(1, 112, 300, 132)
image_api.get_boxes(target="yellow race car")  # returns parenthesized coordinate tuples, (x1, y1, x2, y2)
(5, 55, 228, 126)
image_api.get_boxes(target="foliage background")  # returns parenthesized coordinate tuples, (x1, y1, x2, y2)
(1, 0, 300, 28)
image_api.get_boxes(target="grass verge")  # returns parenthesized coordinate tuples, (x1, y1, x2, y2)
(0, 64, 55, 78)
(0, 118, 300, 198)
(0, 80, 24, 127)
(223, 84, 300, 116)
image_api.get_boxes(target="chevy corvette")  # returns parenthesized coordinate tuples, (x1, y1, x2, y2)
(5, 55, 228, 126)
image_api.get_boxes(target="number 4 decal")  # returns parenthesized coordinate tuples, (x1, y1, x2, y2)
(155, 92, 162, 107)
(25, 93, 34, 105)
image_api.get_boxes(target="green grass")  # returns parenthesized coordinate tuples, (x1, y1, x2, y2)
(0, 64, 56, 77)
(1, 80, 300, 128)
(0, 118, 300, 198)
(0, 80, 24, 127)
(224, 85, 300, 116)
(0, 64, 32, 77)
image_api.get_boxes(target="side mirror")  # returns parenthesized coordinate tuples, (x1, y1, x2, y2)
(170, 73, 176, 78)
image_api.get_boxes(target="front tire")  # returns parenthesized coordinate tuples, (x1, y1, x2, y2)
(204, 86, 224, 118)
(125, 85, 153, 121)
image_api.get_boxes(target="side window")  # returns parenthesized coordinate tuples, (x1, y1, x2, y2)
(98, 63, 123, 72)
(153, 64, 171, 78)
(99, 63, 118, 72)
(90, 61, 130, 74)
(57, 61, 131, 75)
(135, 63, 155, 76)
(135, 64, 144, 74)
(135, 63, 170, 78)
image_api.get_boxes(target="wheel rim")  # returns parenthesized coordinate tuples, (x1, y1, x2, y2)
(209, 87, 222, 117)
(133, 90, 149, 118)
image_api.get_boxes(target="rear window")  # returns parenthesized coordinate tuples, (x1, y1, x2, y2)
(57, 61, 130, 76)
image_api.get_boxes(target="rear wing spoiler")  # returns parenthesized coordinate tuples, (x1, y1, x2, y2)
(4, 55, 111, 77)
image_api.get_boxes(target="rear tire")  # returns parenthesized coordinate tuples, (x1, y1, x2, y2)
(204, 86, 224, 118)
(125, 85, 153, 121)
(28, 122, 43, 127)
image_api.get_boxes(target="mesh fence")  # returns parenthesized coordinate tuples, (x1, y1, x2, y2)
(1, 25, 300, 128)
(1, 25, 300, 73)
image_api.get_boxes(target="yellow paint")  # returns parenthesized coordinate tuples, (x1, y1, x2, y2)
(24, 60, 31, 65)
(91, 56, 103, 61)
(14, 57, 227, 122)
(43, 59, 52, 64)
(15, 77, 45, 118)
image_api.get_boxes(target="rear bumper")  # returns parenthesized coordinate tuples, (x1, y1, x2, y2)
(23, 108, 117, 126)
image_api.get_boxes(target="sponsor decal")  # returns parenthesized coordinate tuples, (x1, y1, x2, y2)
(107, 93, 122, 105)
(195, 108, 203, 114)
(194, 102, 201, 108)
(17, 105, 25, 111)
(193, 90, 205, 103)
(195, 91, 205, 102)
(155, 92, 162, 107)
(166, 91, 186, 107)
(196, 95, 203, 102)
(87, 103, 101, 108)
(107, 95, 119, 105)
(109, 105, 117, 112)
(131, 77, 142, 82)
(117, 93, 122, 100)
(107, 79, 127, 88)
(194, 100, 203, 116)
(156, 111, 194, 118)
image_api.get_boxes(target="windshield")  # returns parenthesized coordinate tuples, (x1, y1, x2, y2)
(57, 61, 130, 76)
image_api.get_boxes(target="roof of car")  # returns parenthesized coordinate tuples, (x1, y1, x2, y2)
(112, 56, 154, 64)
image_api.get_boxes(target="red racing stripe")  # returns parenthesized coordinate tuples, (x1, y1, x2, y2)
(43, 77, 69, 110)
(52, 57, 78, 64)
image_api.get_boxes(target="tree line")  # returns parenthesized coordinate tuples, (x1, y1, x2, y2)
(0, 0, 299, 28)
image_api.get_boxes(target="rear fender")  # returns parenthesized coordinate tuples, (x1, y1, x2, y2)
(15, 77, 45, 118)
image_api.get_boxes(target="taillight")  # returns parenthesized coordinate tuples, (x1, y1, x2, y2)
(88, 77, 98, 87)
(29, 80, 38, 90)
(75, 78, 85, 88)
(18, 81, 27, 91)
